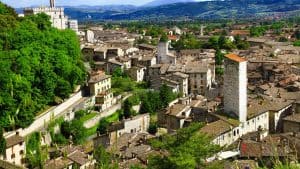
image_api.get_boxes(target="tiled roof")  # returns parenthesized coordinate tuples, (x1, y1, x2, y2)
(283, 113, 300, 123)
(88, 74, 111, 83)
(6, 135, 24, 148)
(68, 151, 89, 166)
(0, 159, 24, 169)
(200, 120, 232, 137)
(225, 53, 247, 63)
(166, 104, 189, 116)
(45, 158, 73, 169)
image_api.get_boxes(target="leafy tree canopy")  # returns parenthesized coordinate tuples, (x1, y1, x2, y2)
(148, 123, 221, 169)
(0, 3, 86, 131)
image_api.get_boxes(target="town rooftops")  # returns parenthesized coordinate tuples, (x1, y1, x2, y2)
(68, 150, 90, 166)
(45, 157, 73, 169)
(283, 113, 300, 123)
(6, 134, 24, 148)
(0, 159, 24, 169)
(173, 72, 189, 79)
(88, 72, 111, 84)
(199, 120, 233, 137)
(225, 53, 247, 63)
(166, 104, 190, 117)
(247, 99, 293, 119)
(185, 62, 209, 73)
(230, 30, 250, 36)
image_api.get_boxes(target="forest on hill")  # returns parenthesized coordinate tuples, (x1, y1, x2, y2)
(0, 2, 86, 131)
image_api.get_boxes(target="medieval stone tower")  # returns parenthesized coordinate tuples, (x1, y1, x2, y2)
(50, 0, 55, 8)
(224, 54, 248, 123)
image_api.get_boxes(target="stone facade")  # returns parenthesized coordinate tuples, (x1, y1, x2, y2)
(0, 134, 26, 166)
(108, 114, 150, 144)
(157, 42, 176, 64)
(224, 54, 248, 122)
(24, 0, 78, 32)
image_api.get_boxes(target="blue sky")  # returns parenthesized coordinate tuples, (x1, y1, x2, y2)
(1, 0, 161, 7)
(1, 0, 206, 8)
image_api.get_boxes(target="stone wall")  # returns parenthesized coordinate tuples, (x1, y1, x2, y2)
(5, 91, 83, 138)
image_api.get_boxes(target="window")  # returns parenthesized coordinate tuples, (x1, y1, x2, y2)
(20, 150, 24, 155)
(11, 154, 15, 159)
(233, 130, 236, 136)
(19, 142, 23, 146)
(237, 129, 239, 135)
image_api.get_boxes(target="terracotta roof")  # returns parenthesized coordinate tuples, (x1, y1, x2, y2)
(200, 120, 232, 137)
(225, 53, 247, 63)
(230, 30, 250, 36)
(6, 135, 24, 148)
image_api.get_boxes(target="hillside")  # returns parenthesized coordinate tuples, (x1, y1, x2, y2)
(143, 0, 195, 7)
(0, 2, 86, 131)
(63, 0, 300, 21)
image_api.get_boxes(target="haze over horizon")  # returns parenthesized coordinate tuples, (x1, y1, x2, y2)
(1, 0, 207, 8)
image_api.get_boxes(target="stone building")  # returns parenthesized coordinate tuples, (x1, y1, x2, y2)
(88, 71, 114, 111)
(283, 113, 300, 133)
(24, 0, 78, 32)
(0, 133, 26, 167)
(224, 54, 248, 123)
(157, 41, 176, 64)
(185, 62, 214, 96)
(94, 114, 150, 147)
(127, 66, 146, 82)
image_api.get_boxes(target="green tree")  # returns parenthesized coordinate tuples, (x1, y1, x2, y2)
(148, 123, 221, 169)
(26, 132, 47, 168)
(0, 127, 6, 156)
(159, 84, 177, 108)
(97, 118, 110, 135)
(61, 120, 87, 144)
(123, 99, 136, 119)
(0, 2, 86, 131)
(94, 145, 118, 169)
(148, 123, 158, 135)
(215, 49, 224, 65)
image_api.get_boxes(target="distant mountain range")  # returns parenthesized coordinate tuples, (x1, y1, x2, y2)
(143, 0, 196, 7)
(16, 0, 300, 21)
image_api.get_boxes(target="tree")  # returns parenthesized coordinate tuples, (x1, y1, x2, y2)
(97, 118, 110, 135)
(159, 34, 168, 42)
(26, 132, 48, 168)
(159, 84, 177, 108)
(215, 49, 224, 65)
(148, 123, 158, 135)
(123, 99, 136, 119)
(148, 123, 221, 169)
(94, 145, 118, 169)
(0, 127, 6, 156)
(0, 3, 86, 131)
(61, 120, 87, 144)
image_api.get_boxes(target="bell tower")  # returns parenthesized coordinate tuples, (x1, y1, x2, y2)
(50, 0, 55, 8)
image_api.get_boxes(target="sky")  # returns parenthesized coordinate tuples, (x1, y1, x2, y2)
(1, 0, 206, 8)
(1, 0, 163, 7)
